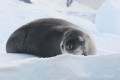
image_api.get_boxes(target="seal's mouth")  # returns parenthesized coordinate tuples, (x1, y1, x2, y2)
(65, 50, 84, 55)
(66, 51, 87, 56)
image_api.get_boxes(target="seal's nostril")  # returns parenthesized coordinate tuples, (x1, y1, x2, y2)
(82, 52, 87, 56)
(61, 45, 64, 49)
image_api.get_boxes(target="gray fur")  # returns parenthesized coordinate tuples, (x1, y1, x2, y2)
(6, 18, 97, 57)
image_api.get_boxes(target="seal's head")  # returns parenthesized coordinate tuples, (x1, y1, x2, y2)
(60, 29, 89, 56)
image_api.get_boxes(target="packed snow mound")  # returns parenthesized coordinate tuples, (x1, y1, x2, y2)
(95, 0, 120, 35)
(0, 53, 36, 64)
(14, 0, 95, 13)
(0, 53, 120, 80)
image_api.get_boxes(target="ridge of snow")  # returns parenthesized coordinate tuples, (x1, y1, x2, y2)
(0, 53, 120, 80)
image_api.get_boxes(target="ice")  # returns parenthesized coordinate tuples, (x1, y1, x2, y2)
(95, 0, 120, 35)
(0, 54, 120, 80)
(75, 0, 105, 10)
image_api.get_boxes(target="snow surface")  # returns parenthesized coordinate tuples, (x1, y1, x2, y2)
(0, 0, 120, 80)
(0, 54, 120, 80)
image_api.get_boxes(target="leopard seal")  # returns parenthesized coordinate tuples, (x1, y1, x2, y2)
(6, 18, 97, 57)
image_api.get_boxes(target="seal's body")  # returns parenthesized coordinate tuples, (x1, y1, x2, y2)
(6, 18, 96, 57)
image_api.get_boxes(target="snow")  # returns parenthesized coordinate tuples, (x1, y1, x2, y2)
(95, 0, 120, 35)
(0, 54, 120, 80)
(0, 0, 120, 80)
(27, 0, 95, 12)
